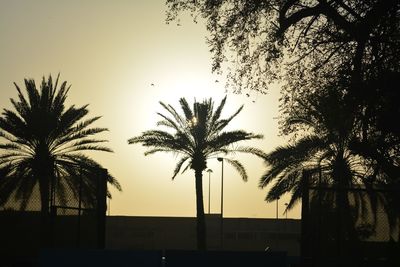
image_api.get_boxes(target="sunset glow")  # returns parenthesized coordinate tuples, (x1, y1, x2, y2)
(0, 0, 299, 219)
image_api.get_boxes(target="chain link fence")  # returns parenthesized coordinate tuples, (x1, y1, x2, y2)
(301, 173, 400, 266)
(49, 168, 107, 248)
(0, 168, 107, 264)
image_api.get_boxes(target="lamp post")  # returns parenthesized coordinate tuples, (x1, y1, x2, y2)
(276, 197, 280, 219)
(206, 169, 213, 214)
(108, 197, 111, 216)
(284, 203, 288, 219)
(217, 157, 224, 249)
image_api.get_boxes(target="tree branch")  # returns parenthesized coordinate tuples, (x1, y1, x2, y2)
(317, 0, 356, 37)
(278, 2, 323, 37)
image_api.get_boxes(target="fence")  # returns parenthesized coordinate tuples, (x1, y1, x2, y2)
(49, 167, 107, 248)
(0, 167, 108, 265)
(301, 172, 400, 266)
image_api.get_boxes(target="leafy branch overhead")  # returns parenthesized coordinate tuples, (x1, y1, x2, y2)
(167, 0, 399, 96)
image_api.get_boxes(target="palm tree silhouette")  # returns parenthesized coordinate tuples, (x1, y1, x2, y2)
(260, 87, 379, 239)
(129, 96, 264, 250)
(0, 75, 121, 217)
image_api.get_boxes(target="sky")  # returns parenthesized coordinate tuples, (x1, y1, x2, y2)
(0, 0, 300, 219)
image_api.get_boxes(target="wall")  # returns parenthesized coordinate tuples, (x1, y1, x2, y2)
(105, 215, 301, 256)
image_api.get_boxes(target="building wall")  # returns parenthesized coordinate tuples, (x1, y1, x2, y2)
(105, 215, 301, 256)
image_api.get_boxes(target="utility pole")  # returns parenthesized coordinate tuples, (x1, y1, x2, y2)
(284, 203, 288, 219)
(276, 197, 280, 219)
(206, 169, 213, 214)
(217, 157, 224, 250)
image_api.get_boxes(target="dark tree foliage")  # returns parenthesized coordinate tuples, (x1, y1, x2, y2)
(166, 0, 400, 186)
(129, 96, 264, 250)
(260, 85, 392, 238)
(166, 0, 399, 95)
(0, 75, 121, 216)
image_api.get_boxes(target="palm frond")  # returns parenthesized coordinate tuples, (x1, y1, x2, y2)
(172, 156, 190, 179)
(208, 130, 262, 151)
(143, 148, 175, 156)
(215, 105, 244, 133)
(156, 112, 181, 131)
(224, 158, 248, 181)
(209, 96, 226, 128)
(179, 98, 194, 121)
(226, 146, 267, 158)
(159, 101, 187, 130)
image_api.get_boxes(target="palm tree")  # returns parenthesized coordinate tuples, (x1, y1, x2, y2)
(0, 75, 121, 217)
(259, 87, 380, 240)
(128, 96, 264, 250)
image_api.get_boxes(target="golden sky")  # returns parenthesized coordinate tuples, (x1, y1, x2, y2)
(0, 0, 300, 219)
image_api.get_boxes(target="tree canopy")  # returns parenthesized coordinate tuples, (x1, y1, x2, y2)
(167, 0, 399, 95)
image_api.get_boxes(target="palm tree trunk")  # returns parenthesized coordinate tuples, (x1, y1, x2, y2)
(39, 174, 51, 247)
(38, 158, 54, 247)
(195, 169, 206, 250)
(39, 176, 50, 216)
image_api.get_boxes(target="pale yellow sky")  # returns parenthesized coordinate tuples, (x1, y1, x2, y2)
(0, 0, 300, 219)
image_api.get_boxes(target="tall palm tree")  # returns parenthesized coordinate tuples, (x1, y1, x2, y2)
(0, 75, 121, 216)
(260, 87, 380, 240)
(128, 96, 264, 250)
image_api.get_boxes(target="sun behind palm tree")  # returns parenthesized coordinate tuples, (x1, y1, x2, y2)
(128, 96, 264, 250)
(0, 75, 121, 216)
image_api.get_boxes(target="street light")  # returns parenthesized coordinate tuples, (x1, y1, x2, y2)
(276, 197, 280, 219)
(284, 203, 288, 219)
(217, 158, 224, 217)
(217, 157, 224, 249)
(206, 169, 213, 214)
(108, 197, 111, 216)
